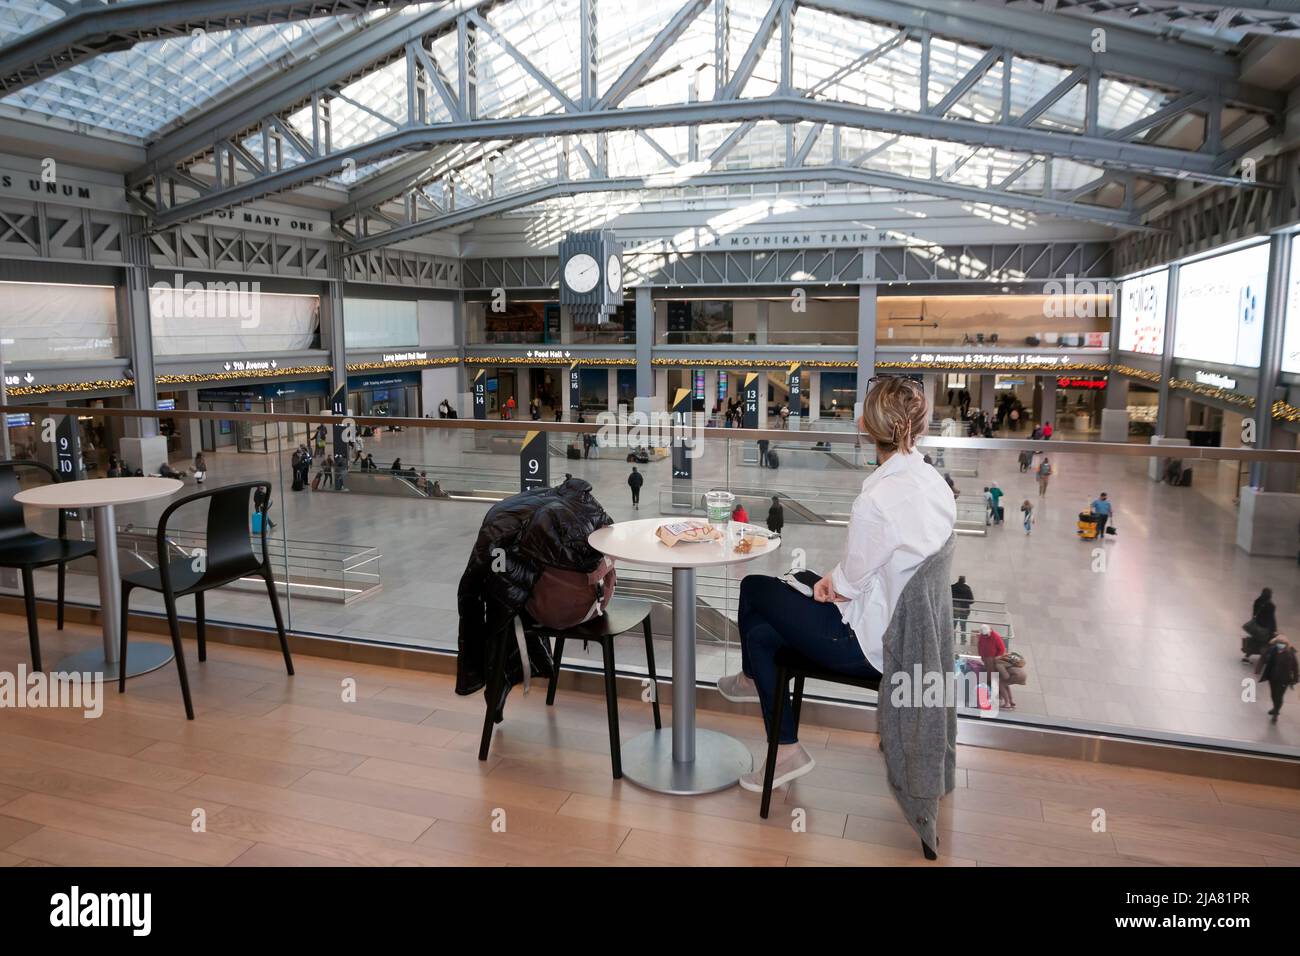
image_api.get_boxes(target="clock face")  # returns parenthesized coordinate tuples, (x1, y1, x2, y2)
(564, 253, 600, 294)
(606, 254, 622, 294)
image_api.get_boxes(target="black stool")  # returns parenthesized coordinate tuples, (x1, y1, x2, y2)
(758, 646, 937, 860)
(477, 600, 661, 779)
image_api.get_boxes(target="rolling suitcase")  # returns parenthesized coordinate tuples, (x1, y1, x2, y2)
(766, 450, 779, 470)
(1179, 467, 1192, 487)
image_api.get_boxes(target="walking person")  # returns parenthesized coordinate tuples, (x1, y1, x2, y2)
(951, 575, 974, 642)
(1036, 457, 1053, 497)
(1042, 421, 1054, 440)
(766, 495, 784, 535)
(757, 438, 770, 468)
(988, 481, 1004, 524)
(1091, 491, 1112, 539)
(1243, 588, 1278, 661)
(253, 486, 276, 531)
(627, 466, 643, 509)
(192, 452, 207, 485)
(1258, 636, 1298, 723)
(1021, 498, 1035, 535)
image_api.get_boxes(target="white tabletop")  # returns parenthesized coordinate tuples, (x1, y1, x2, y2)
(14, 477, 183, 509)
(590, 518, 780, 569)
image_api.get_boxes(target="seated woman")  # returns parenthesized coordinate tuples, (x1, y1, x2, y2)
(718, 376, 956, 792)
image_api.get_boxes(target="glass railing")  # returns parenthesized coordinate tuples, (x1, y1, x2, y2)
(5, 403, 1298, 760)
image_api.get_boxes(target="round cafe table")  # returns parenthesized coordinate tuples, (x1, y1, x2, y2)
(588, 517, 779, 795)
(14, 477, 183, 679)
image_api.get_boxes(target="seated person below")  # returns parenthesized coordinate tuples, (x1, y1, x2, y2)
(717, 376, 957, 792)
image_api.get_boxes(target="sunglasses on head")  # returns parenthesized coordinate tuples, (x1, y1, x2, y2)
(867, 375, 924, 391)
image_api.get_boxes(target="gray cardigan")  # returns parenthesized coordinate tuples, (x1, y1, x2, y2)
(877, 535, 957, 852)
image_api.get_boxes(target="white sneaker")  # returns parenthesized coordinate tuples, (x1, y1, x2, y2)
(738, 744, 815, 792)
(716, 672, 759, 703)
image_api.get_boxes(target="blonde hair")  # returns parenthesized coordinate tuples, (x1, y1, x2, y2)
(859, 377, 929, 454)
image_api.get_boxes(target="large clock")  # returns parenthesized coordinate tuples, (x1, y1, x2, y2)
(564, 253, 601, 293)
(606, 253, 622, 295)
(558, 229, 623, 323)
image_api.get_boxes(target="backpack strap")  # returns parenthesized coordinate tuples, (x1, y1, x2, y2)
(513, 616, 531, 695)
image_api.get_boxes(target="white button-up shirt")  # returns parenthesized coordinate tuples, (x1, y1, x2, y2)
(830, 448, 957, 672)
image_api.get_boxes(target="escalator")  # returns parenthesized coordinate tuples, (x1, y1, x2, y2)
(614, 570, 738, 645)
(714, 486, 851, 524)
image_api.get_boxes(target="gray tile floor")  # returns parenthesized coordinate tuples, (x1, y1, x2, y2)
(24, 420, 1300, 755)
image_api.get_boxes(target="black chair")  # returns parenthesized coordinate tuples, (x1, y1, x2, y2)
(118, 481, 293, 719)
(0, 460, 98, 671)
(477, 600, 661, 779)
(758, 646, 938, 861)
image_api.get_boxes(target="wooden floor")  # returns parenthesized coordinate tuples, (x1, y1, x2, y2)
(0, 614, 1297, 868)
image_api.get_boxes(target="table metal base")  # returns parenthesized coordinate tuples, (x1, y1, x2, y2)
(619, 728, 753, 795)
(54, 642, 174, 681)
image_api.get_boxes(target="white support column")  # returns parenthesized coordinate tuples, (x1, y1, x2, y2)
(855, 284, 878, 419)
(635, 285, 653, 414)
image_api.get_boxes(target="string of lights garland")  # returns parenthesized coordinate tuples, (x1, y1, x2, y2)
(8, 379, 135, 397)
(1168, 378, 1256, 409)
(877, 360, 1111, 373)
(1109, 364, 1162, 384)
(651, 358, 857, 369)
(156, 365, 334, 386)
(1272, 399, 1300, 423)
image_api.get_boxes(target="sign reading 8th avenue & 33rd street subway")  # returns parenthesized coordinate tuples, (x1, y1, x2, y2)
(904, 352, 1083, 367)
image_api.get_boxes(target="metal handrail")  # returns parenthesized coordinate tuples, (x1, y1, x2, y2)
(6, 403, 1300, 464)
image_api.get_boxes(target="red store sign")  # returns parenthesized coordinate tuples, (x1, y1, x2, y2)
(1057, 376, 1108, 390)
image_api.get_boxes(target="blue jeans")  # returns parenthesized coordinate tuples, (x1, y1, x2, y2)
(737, 575, 880, 745)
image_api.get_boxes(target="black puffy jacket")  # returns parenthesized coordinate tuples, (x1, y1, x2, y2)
(455, 478, 613, 709)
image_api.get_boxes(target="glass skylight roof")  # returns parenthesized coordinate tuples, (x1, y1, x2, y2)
(0, 0, 1232, 224)
(0, 2, 375, 139)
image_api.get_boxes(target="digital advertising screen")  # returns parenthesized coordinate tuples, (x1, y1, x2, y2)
(1117, 269, 1168, 355)
(1283, 234, 1300, 374)
(1174, 243, 1269, 368)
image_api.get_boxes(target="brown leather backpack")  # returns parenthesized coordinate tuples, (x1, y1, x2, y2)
(525, 555, 616, 629)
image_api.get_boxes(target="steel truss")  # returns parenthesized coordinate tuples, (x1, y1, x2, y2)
(461, 241, 1112, 288)
(1112, 146, 1300, 274)
(147, 223, 332, 279)
(970, 1, 1300, 39)
(123, 0, 1281, 249)
(0, 199, 126, 265)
